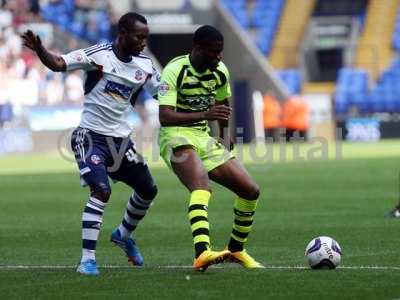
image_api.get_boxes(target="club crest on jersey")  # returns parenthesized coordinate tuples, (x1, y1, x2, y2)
(135, 70, 143, 81)
(104, 80, 133, 101)
(207, 80, 217, 90)
(91, 154, 101, 165)
(73, 53, 83, 62)
(159, 82, 169, 95)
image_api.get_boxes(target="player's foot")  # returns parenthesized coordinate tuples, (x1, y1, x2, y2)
(229, 249, 265, 268)
(385, 205, 400, 218)
(76, 259, 100, 276)
(110, 229, 144, 266)
(193, 249, 230, 272)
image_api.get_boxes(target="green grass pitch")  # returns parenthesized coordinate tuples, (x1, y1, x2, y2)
(1, 141, 400, 299)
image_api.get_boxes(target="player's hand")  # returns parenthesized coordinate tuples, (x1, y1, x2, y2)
(204, 105, 231, 121)
(21, 30, 42, 52)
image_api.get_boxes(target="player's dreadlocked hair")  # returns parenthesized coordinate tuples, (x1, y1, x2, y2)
(193, 25, 224, 46)
(118, 12, 147, 33)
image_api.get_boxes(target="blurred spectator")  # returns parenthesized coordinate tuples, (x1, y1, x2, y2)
(0, 102, 13, 127)
(64, 70, 84, 104)
(263, 94, 282, 141)
(0, 1, 88, 117)
(45, 72, 64, 105)
(282, 96, 310, 140)
(0, 1, 155, 132)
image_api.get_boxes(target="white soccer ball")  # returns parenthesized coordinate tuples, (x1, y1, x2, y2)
(305, 236, 342, 269)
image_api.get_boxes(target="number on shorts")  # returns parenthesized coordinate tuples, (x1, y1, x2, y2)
(125, 149, 139, 163)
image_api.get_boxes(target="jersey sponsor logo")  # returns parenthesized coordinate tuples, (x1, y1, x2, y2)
(135, 70, 144, 81)
(91, 154, 101, 165)
(183, 95, 214, 109)
(159, 82, 169, 96)
(104, 80, 133, 101)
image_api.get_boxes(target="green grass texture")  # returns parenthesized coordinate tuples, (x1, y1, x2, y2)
(0, 141, 400, 299)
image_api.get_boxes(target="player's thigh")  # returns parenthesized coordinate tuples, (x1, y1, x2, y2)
(171, 146, 210, 192)
(208, 158, 260, 200)
(199, 135, 233, 173)
(70, 128, 111, 200)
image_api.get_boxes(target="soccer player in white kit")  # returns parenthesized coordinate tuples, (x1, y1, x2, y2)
(22, 12, 160, 275)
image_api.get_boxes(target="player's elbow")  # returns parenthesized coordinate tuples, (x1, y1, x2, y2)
(47, 64, 65, 73)
(48, 66, 62, 72)
(48, 58, 67, 72)
(159, 110, 172, 126)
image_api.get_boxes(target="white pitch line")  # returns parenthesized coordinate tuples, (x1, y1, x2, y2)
(0, 265, 400, 270)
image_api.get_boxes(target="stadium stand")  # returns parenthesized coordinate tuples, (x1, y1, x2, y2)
(393, 8, 400, 52)
(335, 0, 400, 116)
(220, 0, 285, 55)
(40, 0, 114, 43)
(334, 68, 370, 115)
(276, 69, 302, 95)
(355, 0, 397, 79)
(368, 59, 400, 113)
(0, 1, 86, 126)
(269, 0, 315, 69)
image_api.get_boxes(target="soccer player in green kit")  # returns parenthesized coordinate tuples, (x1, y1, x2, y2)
(158, 25, 264, 271)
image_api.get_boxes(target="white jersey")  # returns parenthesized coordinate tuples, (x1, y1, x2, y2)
(61, 43, 160, 137)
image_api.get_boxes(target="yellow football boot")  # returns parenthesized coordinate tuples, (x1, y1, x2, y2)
(229, 249, 265, 268)
(193, 249, 230, 272)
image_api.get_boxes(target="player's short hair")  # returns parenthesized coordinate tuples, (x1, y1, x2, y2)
(118, 12, 147, 33)
(193, 25, 224, 46)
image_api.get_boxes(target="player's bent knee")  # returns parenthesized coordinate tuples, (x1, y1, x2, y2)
(240, 184, 260, 201)
(90, 188, 112, 203)
(138, 184, 158, 201)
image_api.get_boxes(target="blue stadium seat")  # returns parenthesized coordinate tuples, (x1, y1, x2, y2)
(233, 10, 250, 28)
(0, 103, 13, 123)
(40, 1, 112, 44)
(221, 0, 284, 53)
(277, 69, 302, 95)
(41, 6, 55, 22)
(56, 14, 71, 31)
(335, 68, 370, 114)
(70, 20, 85, 38)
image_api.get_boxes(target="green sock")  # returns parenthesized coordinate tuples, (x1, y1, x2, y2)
(228, 197, 258, 252)
(188, 190, 211, 258)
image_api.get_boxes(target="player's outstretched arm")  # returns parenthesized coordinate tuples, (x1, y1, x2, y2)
(159, 104, 231, 126)
(21, 30, 66, 72)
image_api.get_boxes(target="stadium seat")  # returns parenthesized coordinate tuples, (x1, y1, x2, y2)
(221, 0, 284, 54)
(70, 20, 85, 38)
(56, 14, 71, 32)
(335, 68, 370, 114)
(277, 69, 302, 95)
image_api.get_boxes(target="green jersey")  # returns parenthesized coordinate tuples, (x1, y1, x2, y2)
(158, 54, 232, 130)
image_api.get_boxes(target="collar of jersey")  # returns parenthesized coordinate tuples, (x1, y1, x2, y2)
(112, 43, 133, 63)
(186, 55, 212, 76)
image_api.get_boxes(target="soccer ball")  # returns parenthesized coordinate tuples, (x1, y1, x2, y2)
(305, 236, 342, 269)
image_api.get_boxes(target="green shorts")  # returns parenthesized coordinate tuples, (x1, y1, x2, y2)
(159, 127, 234, 172)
